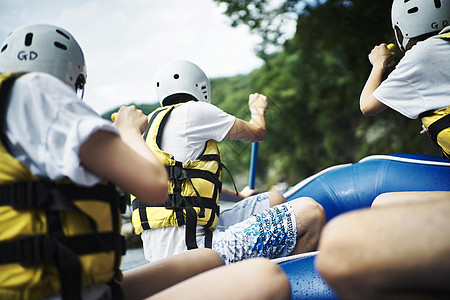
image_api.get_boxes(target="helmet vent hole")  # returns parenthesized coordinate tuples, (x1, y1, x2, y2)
(156, 82, 160, 87)
(25, 33, 33, 46)
(174, 74, 179, 79)
(407, 7, 418, 14)
(56, 29, 70, 40)
(1, 44, 7, 52)
(54, 41, 68, 51)
(434, 0, 441, 8)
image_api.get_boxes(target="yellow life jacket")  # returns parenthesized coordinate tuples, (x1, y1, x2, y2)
(418, 32, 450, 159)
(420, 106, 450, 159)
(0, 73, 126, 300)
(131, 105, 222, 249)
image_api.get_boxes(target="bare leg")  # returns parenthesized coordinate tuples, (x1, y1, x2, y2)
(268, 191, 286, 207)
(148, 258, 290, 300)
(316, 197, 450, 300)
(289, 197, 326, 254)
(372, 191, 450, 208)
(121, 248, 223, 299)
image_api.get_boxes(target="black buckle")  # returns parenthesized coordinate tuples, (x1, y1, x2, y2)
(165, 193, 185, 209)
(19, 236, 56, 266)
(166, 164, 183, 179)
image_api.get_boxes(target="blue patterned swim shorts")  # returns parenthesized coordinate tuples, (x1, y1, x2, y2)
(212, 203, 297, 264)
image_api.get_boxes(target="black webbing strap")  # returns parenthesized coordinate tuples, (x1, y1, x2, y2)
(108, 181, 126, 300)
(204, 228, 213, 248)
(46, 209, 81, 300)
(428, 114, 450, 146)
(185, 206, 199, 249)
(142, 106, 171, 142)
(0, 233, 126, 265)
(155, 106, 175, 148)
(0, 180, 120, 209)
(0, 179, 125, 300)
(0, 181, 123, 237)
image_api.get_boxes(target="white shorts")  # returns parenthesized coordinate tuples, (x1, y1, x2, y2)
(217, 192, 271, 230)
(213, 194, 297, 264)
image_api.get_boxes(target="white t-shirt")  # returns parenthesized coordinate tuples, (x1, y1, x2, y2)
(5, 72, 118, 186)
(141, 101, 236, 262)
(5, 72, 119, 299)
(373, 34, 450, 119)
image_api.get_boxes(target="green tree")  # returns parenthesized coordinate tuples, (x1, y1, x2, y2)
(212, 0, 441, 189)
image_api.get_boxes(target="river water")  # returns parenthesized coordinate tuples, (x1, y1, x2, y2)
(121, 247, 147, 271)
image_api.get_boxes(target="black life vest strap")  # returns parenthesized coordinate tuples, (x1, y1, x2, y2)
(0, 180, 124, 210)
(0, 232, 125, 299)
(420, 109, 450, 158)
(0, 180, 125, 300)
(428, 114, 450, 145)
(185, 206, 199, 249)
(142, 106, 172, 142)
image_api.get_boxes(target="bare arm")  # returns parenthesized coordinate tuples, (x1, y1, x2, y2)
(219, 186, 259, 202)
(79, 105, 168, 204)
(360, 44, 393, 116)
(225, 93, 267, 142)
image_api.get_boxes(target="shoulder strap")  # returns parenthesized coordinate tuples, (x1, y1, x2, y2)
(142, 106, 173, 143)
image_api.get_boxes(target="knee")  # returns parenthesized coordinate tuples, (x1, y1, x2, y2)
(189, 248, 224, 267)
(315, 215, 363, 297)
(245, 258, 291, 299)
(268, 191, 286, 206)
(292, 197, 327, 230)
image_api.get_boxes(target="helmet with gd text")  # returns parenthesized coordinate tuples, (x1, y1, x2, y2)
(391, 0, 450, 51)
(0, 24, 87, 97)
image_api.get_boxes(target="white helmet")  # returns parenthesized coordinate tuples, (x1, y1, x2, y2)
(0, 24, 86, 95)
(155, 60, 211, 106)
(392, 0, 450, 51)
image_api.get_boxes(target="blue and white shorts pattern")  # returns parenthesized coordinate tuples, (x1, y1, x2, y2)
(213, 203, 297, 265)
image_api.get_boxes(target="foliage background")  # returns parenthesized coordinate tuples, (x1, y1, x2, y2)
(103, 0, 441, 190)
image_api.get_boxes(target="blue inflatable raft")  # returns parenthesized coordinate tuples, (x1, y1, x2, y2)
(278, 153, 450, 300)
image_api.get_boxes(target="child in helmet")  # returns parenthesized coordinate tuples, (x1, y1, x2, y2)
(131, 60, 326, 264)
(0, 24, 291, 300)
(316, 1, 450, 298)
(360, 0, 450, 158)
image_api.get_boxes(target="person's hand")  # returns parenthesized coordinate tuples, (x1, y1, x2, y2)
(368, 43, 394, 70)
(114, 105, 149, 134)
(248, 93, 268, 116)
(239, 186, 259, 199)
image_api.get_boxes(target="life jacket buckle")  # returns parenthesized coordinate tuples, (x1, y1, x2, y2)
(165, 193, 185, 209)
(166, 164, 184, 180)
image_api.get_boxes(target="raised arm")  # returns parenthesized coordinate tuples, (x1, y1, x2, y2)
(79, 105, 168, 204)
(225, 93, 267, 142)
(359, 44, 392, 116)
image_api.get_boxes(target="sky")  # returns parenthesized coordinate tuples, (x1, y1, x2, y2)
(0, 0, 296, 114)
